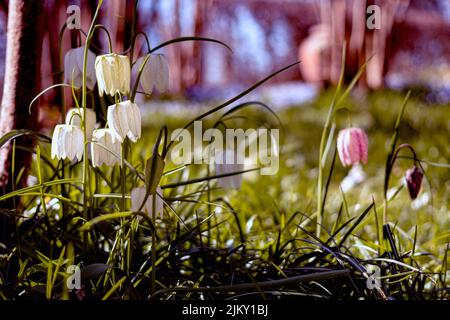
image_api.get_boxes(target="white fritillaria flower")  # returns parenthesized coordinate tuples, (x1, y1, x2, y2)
(91, 129, 121, 167)
(51, 124, 84, 161)
(214, 149, 244, 190)
(65, 108, 97, 140)
(131, 186, 164, 218)
(95, 53, 130, 97)
(107, 100, 141, 142)
(64, 46, 97, 90)
(133, 54, 169, 94)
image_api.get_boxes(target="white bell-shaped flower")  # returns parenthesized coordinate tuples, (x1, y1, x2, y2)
(107, 100, 141, 142)
(131, 186, 164, 218)
(214, 149, 244, 189)
(133, 54, 169, 94)
(91, 129, 121, 167)
(95, 53, 130, 97)
(65, 108, 97, 140)
(64, 46, 97, 90)
(51, 124, 84, 161)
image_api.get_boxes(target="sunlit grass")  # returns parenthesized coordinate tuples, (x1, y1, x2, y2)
(2, 88, 448, 300)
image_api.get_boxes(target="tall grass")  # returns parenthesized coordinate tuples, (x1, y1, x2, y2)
(0, 2, 448, 300)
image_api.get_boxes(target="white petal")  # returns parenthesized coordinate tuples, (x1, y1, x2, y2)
(74, 127, 84, 161)
(127, 102, 141, 142)
(134, 55, 153, 94)
(155, 187, 164, 218)
(60, 126, 69, 160)
(95, 57, 105, 97)
(51, 125, 63, 159)
(131, 186, 146, 212)
(121, 56, 131, 95)
(118, 103, 130, 139)
(154, 54, 169, 92)
(64, 50, 79, 88)
(85, 108, 97, 140)
(107, 105, 123, 141)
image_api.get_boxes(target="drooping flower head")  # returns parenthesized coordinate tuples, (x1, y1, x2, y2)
(107, 100, 141, 142)
(131, 186, 164, 218)
(405, 166, 423, 200)
(133, 54, 169, 94)
(65, 108, 97, 140)
(64, 46, 97, 90)
(51, 124, 84, 161)
(95, 53, 130, 97)
(337, 127, 369, 167)
(91, 128, 121, 167)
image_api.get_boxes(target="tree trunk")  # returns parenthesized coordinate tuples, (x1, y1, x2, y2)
(0, 0, 45, 201)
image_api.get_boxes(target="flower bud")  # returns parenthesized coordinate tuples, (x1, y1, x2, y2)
(405, 166, 423, 200)
(107, 100, 141, 142)
(91, 129, 121, 167)
(95, 53, 130, 97)
(51, 124, 84, 161)
(64, 46, 97, 90)
(337, 127, 369, 167)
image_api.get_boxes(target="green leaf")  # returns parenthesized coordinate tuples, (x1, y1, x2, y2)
(139, 127, 168, 212)
(145, 152, 165, 196)
(166, 61, 300, 152)
(161, 167, 259, 189)
(81, 263, 109, 282)
(149, 36, 233, 55)
(0, 129, 50, 149)
(28, 83, 73, 114)
(384, 91, 411, 196)
(0, 178, 82, 202)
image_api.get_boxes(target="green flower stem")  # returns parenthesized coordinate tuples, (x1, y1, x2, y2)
(383, 91, 410, 225)
(120, 139, 127, 212)
(82, 0, 104, 251)
(383, 144, 417, 224)
(130, 53, 151, 102)
(151, 191, 156, 294)
(134, 32, 152, 54)
(207, 163, 212, 246)
(315, 45, 347, 238)
(57, 23, 68, 205)
(316, 101, 336, 238)
(92, 24, 113, 53)
(129, 0, 139, 65)
(57, 23, 67, 122)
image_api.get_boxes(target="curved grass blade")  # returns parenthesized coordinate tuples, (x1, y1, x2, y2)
(28, 83, 73, 114)
(166, 61, 300, 150)
(218, 101, 283, 128)
(161, 168, 259, 189)
(149, 36, 232, 54)
(0, 129, 50, 149)
(337, 201, 375, 247)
